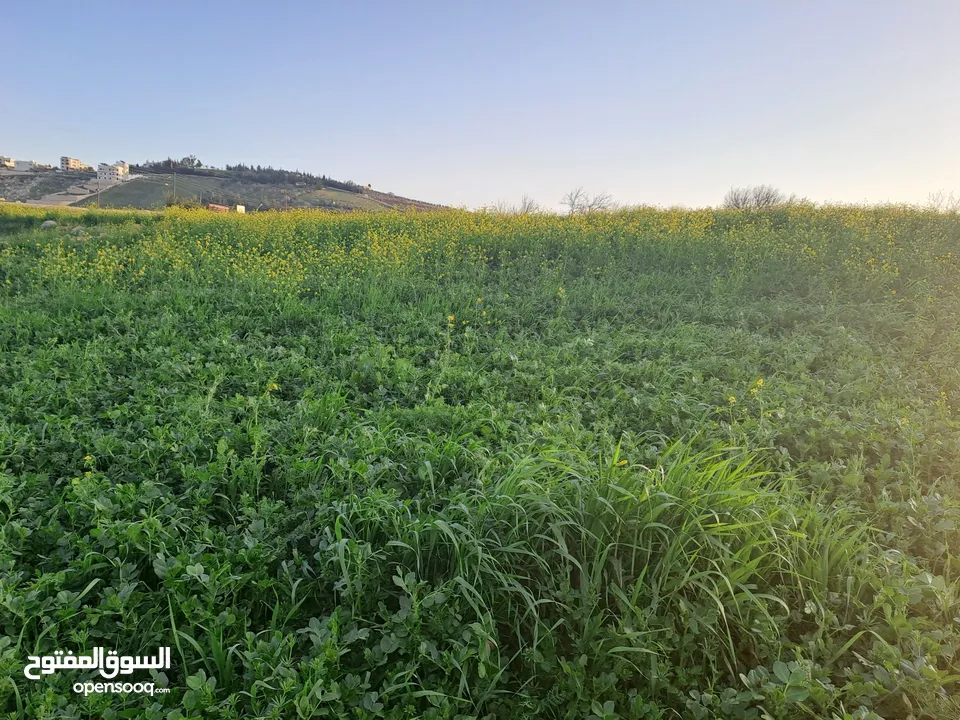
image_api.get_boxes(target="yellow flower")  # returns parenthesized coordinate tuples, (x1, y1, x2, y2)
(448, 315, 455, 322)
(83, 455, 93, 462)
(756, 378, 764, 387)
(749, 387, 758, 395)
(476, 297, 483, 303)
(616, 459, 627, 466)
(728, 396, 736, 405)
(267, 382, 279, 392)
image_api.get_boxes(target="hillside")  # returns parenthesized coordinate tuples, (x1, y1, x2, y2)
(1, 167, 444, 212)
(0, 170, 97, 204)
(72, 173, 384, 211)
(72, 173, 444, 211)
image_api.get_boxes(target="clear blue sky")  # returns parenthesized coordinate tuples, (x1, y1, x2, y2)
(4, 1, 958, 209)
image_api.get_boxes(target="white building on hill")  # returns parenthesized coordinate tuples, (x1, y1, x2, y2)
(61, 156, 93, 172)
(97, 161, 130, 183)
(0, 157, 13, 169)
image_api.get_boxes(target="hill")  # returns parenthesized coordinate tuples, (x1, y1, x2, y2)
(72, 171, 444, 211)
(73, 173, 381, 211)
(0, 170, 97, 205)
(0, 161, 445, 212)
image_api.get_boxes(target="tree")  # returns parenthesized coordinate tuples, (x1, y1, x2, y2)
(927, 190, 960, 213)
(561, 187, 586, 214)
(561, 187, 616, 214)
(723, 184, 791, 210)
(163, 191, 200, 209)
(517, 194, 540, 214)
(484, 194, 543, 215)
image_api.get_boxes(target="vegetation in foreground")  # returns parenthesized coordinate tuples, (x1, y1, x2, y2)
(0, 204, 959, 720)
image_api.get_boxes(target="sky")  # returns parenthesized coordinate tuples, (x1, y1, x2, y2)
(4, 1, 959, 210)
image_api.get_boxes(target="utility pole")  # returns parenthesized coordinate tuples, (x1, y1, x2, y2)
(173, 172, 177, 201)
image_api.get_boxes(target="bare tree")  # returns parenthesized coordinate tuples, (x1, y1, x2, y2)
(927, 190, 960, 213)
(584, 190, 615, 213)
(517, 194, 541, 214)
(484, 199, 511, 214)
(483, 194, 542, 215)
(562, 187, 587, 214)
(562, 187, 617, 214)
(723, 184, 789, 210)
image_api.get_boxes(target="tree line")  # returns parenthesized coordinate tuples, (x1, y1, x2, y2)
(133, 157, 364, 194)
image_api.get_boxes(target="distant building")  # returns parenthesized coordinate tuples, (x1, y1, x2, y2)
(97, 161, 129, 183)
(14, 160, 44, 172)
(236, 205, 245, 214)
(61, 156, 93, 172)
(0, 157, 13, 169)
(206, 203, 229, 213)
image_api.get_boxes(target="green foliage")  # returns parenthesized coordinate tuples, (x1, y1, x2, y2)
(0, 204, 958, 718)
(163, 191, 201, 209)
(136, 158, 362, 193)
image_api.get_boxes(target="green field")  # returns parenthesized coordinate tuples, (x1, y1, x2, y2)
(74, 175, 386, 211)
(1, 204, 959, 719)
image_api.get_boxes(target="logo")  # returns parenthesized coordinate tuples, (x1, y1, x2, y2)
(24, 647, 171, 681)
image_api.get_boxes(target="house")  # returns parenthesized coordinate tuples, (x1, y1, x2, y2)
(236, 205, 245, 214)
(61, 156, 93, 172)
(97, 161, 129, 183)
(0, 157, 14, 169)
(205, 203, 229, 213)
(14, 160, 42, 172)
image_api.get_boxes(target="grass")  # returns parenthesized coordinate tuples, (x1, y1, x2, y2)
(72, 174, 229, 209)
(0, 204, 958, 719)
